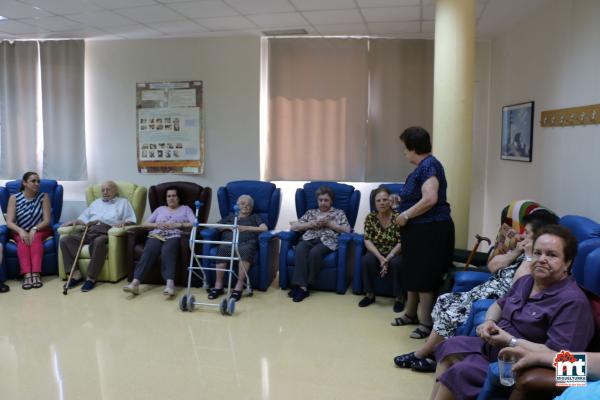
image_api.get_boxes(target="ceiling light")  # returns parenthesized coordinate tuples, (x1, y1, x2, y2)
(262, 28, 307, 36)
(0, 16, 7, 21)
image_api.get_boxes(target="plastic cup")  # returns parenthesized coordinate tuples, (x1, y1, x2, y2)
(498, 357, 516, 386)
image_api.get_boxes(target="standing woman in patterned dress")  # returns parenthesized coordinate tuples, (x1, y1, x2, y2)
(6, 172, 52, 289)
(392, 127, 455, 339)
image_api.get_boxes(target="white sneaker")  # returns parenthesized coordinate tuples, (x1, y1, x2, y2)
(163, 286, 174, 296)
(123, 284, 139, 295)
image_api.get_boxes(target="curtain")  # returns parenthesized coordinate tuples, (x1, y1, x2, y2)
(265, 38, 434, 182)
(366, 39, 434, 181)
(0, 41, 39, 178)
(40, 40, 87, 180)
(266, 38, 368, 181)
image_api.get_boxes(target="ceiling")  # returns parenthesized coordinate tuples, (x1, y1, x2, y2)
(0, 0, 549, 41)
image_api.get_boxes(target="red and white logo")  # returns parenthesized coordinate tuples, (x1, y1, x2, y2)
(553, 350, 587, 387)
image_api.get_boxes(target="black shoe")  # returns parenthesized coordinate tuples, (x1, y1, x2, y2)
(0, 282, 9, 293)
(292, 288, 309, 302)
(229, 290, 243, 302)
(287, 286, 299, 298)
(358, 296, 375, 307)
(393, 352, 419, 368)
(208, 288, 224, 300)
(393, 300, 405, 313)
(411, 358, 437, 373)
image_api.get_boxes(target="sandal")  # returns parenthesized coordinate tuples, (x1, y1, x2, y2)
(22, 276, 33, 290)
(410, 324, 433, 339)
(229, 290, 243, 302)
(207, 288, 224, 300)
(391, 314, 419, 326)
(411, 357, 437, 373)
(393, 352, 419, 368)
(32, 274, 43, 289)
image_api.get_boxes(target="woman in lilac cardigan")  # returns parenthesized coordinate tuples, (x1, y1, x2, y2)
(123, 187, 195, 297)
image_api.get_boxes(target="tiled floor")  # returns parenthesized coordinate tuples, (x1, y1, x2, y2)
(1, 277, 434, 400)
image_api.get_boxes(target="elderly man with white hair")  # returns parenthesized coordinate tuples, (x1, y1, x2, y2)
(207, 194, 267, 302)
(60, 181, 136, 292)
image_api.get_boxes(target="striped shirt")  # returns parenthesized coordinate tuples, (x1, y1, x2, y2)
(15, 192, 45, 231)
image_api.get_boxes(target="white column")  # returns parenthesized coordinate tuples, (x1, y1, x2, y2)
(432, 0, 476, 248)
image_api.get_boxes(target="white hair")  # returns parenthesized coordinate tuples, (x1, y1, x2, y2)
(237, 194, 254, 208)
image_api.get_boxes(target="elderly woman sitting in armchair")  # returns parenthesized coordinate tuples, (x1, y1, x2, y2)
(358, 187, 403, 309)
(288, 186, 351, 303)
(430, 225, 595, 400)
(207, 194, 267, 302)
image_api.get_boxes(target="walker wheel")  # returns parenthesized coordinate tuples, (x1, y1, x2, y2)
(220, 299, 228, 315)
(227, 298, 236, 316)
(179, 295, 188, 311)
(187, 295, 196, 312)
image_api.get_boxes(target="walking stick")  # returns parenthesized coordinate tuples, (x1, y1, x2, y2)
(463, 234, 492, 271)
(62, 224, 90, 295)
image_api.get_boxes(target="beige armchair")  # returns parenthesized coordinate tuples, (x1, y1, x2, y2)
(58, 181, 147, 282)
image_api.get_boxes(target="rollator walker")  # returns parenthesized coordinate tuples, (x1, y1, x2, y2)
(179, 201, 252, 316)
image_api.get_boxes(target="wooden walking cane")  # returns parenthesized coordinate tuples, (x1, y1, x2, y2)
(62, 224, 90, 295)
(463, 234, 492, 271)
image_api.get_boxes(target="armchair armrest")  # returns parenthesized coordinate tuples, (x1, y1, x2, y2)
(511, 367, 565, 400)
(108, 225, 140, 237)
(351, 234, 366, 294)
(335, 232, 354, 294)
(452, 271, 492, 293)
(257, 231, 280, 291)
(126, 226, 151, 242)
(199, 228, 220, 269)
(57, 225, 84, 235)
(278, 230, 301, 289)
(455, 299, 496, 337)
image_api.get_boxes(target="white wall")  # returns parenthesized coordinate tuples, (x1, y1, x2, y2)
(63, 36, 261, 222)
(68, 35, 493, 242)
(480, 0, 600, 240)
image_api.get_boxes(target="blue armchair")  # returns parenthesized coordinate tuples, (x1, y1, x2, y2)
(278, 181, 360, 294)
(352, 183, 403, 296)
(559, 215, 600, 286)
(200, 180, 281, 291)
(0, 179, 63, 278)
(0, 225, 7, 282)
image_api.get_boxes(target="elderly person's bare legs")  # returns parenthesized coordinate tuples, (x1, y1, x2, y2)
(392, 291, 435, 336)
(415, 332, 444, 358)
(413, 291, 435, 338)
(210, 260, 250, 301)
(430, 355, 462, 400)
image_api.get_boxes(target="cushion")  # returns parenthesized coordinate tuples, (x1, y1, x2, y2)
(489, 200, 554, 259)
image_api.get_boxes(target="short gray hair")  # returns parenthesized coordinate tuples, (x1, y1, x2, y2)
(237, 194, 254, 208)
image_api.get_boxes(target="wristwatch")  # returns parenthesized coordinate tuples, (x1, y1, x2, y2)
(509, 337, 518, 347)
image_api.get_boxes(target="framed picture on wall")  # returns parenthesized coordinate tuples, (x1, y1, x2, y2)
(501, 101, 534, 162)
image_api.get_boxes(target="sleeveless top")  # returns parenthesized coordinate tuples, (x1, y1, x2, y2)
(15, 192, 45, 230)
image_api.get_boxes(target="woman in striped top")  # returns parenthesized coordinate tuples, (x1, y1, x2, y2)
(6, 172, 52, 290)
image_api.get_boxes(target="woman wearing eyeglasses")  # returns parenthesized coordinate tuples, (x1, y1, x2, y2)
(5, 172, 52, 290)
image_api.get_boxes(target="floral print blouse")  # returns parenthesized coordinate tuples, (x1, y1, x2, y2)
(364, 211, 401, 256)
(299, 207, 350, 251)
